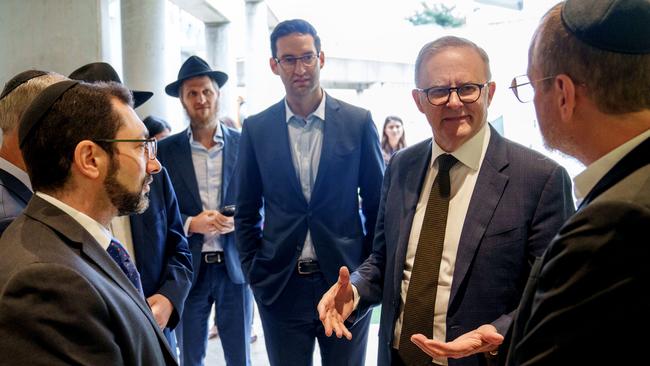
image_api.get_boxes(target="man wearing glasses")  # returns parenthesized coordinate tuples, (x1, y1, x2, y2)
(0, 80, 176, 364)
(318, 36, 574, 366)
(415, 1, 650, 365)
(235, 19, 384, 366)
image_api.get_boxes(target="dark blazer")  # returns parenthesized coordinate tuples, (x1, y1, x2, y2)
(235, 95, 385, 305)
(157, 126, 244, 285)
(0, 168, 32, 233)
(505, 137, 650, 366)
(0, 196, 177, 365)
(351, 126, 575, 366)
(130, 167, 193, 329)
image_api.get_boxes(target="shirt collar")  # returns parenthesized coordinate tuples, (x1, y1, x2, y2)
(0, 157, 32, 191)
(574, 128, 650, 202)
(285, 92, 327, 124)
(430, 121, 490, 171)
(186, 122, 224, 145)
(35, 192, 112, 250)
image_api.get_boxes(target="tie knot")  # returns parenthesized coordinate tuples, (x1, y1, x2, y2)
(437, 154, 458, 173)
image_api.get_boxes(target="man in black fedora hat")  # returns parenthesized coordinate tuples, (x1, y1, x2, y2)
(157, 55, 252, 366)
(402, 0, 650, 365)
(69, 61, 193, 359)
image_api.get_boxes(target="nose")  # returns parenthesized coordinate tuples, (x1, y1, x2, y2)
(294, 60, 307, 74)
(447, 90, 463, 109)
(147, 157, 162, 175)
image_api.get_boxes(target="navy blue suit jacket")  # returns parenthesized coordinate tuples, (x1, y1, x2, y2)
(130, 167, 192, 329)
(0, 168, 33, 234)
(351, 126, 575, 366)
(157, 126, 245, 285)
(235, 95, 385, 306)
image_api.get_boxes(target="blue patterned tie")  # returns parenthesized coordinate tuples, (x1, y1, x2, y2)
(107, 238, 144, 296)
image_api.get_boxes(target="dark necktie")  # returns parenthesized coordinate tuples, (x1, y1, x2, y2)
(398, 154, 458, 365)
(107, 238, 144, 297)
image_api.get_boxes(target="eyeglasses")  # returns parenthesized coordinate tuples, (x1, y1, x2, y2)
(509, 75, 555, 103)
(415, 82, 489, 106)
(93, 138, 158, 160)
(274, 53, 320, 71)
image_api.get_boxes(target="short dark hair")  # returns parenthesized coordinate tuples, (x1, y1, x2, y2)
(21, 81, 132, 192)
(414, 36, 491, 87)
(270, 19, 321, 58)
(143, 115, 171, 137)
(533, 3, 650, 114)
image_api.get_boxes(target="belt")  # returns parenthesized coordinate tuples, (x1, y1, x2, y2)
(202, 251, 225, 264)
(297, 259, 320, 275)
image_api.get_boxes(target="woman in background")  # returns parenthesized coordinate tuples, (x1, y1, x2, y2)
(380, 115, 406, 164)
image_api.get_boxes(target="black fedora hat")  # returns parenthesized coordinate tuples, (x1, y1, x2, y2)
(165, 56, 228, 98)
(69, 62, 153, 108)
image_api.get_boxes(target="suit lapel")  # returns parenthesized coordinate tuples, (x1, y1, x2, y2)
(273, 100, 309, 206)
(393, 140, 432, 296)
(24, 196, 174, 355)
(170, 130, 202, 210)
(450, 128, 509, 304)
(221, 126, 236, 203)
(0, 168, 33, 204)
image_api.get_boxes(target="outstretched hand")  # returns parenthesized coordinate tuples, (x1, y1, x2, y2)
(410, 324, 504, 360)
(317, 266, 355, 340)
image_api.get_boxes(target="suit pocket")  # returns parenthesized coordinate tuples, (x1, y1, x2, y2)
(483, 226, 522, 244)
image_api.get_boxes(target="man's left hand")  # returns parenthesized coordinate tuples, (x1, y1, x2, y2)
(410, 324, 504, 360)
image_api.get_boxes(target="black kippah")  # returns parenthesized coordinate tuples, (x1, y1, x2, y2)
(562, 0, 650, 54)
(0, 70, 48, 101)
(18, 80, 79, 148)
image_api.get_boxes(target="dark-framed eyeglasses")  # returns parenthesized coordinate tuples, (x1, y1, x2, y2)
(415, 82, 489, 106)
(93, 138, 158, 160)
(274, 53, 320, 71)
(509, 75, 555, 103)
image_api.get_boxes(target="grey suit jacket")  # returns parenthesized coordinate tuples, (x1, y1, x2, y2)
(0, 196, 177, 365)
(352, 125, 575, 366)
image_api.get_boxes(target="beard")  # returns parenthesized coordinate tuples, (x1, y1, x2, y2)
(104, 157, 150, 216)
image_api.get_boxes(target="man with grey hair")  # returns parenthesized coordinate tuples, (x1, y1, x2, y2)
(418, 1, 650, 365)
(0, 70, 66, 231)
(318, 35, 574, 366)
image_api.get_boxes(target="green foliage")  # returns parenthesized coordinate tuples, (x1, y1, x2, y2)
(407, 2, 466, 28)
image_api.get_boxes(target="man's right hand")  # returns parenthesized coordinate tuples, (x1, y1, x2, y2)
(189, 210, 222, 235)
(317, 266, 355, 340)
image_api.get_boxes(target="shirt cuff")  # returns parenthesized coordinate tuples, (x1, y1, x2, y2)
(183, 217, 193, 236)
(352, 284, 360, 310)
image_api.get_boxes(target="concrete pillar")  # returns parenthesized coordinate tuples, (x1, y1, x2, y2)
(206, 22, 239, 125)
(244, 0, 281, 115)
(120, 0, 169, 122)
(0, 0, 112, 86)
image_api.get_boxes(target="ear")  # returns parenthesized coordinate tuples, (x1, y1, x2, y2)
(412, 89, 426, 113)
(318, 50, 325, 69)
(270, 57, 280, 75)
(553, 74, 577, 122)
(486, 81, 496, 107)
(73, 140, 106, 180)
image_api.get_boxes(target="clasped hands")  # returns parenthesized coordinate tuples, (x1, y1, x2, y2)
(189, 210, 234, 235)
(317, 266, 504, 359)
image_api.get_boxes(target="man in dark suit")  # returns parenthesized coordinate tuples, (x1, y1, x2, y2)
(235, 19, 384, 366)
(0, 80, 176, 364)
(318, 36, 574, 366)
(69, 62, 193, 354)
(0, 70, 65, 231)
(158, 55, 251, 366)
(399, 2, 650, 365)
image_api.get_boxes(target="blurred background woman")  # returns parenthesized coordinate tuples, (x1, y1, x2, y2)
(380, 115, 406, 164)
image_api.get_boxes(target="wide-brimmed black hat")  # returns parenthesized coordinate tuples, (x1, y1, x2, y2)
(69, 62, 153, 108)
(562, 0, 650, 54)
(165, 56, 228, 98)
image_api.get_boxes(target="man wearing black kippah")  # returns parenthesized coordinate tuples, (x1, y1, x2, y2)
(409, 1, 650, 365)
(0, 81, 177, 365)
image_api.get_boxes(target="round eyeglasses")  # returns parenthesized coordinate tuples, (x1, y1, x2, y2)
(415, 82, 489, 106)
(93, 138, 158, 160)
(274, 53, 320, 71)
(510, 75, 555, 103)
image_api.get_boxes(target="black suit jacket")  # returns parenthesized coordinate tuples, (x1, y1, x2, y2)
(0, 196, 177, 365)
(505, 137, 650, 366)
